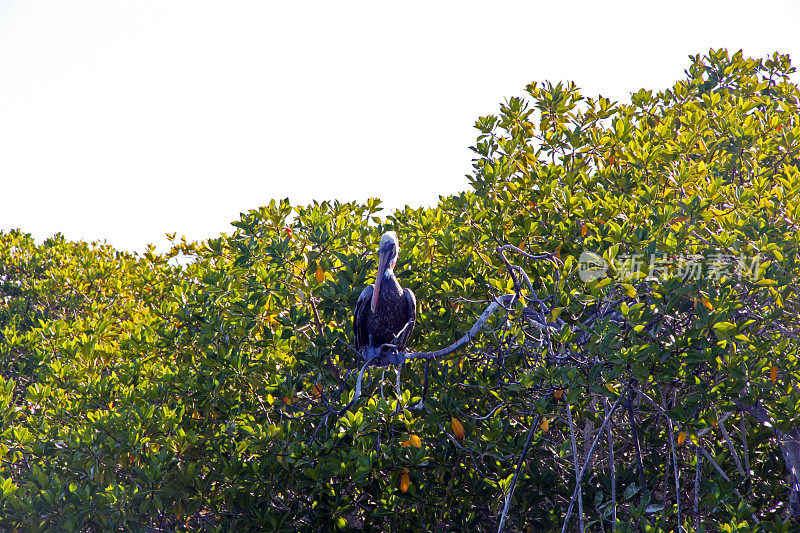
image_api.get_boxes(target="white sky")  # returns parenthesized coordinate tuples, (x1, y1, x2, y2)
(1, 1, 799, 253)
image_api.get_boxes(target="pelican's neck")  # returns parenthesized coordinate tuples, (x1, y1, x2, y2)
(371, 242, 399, 310)
(382, 253, 399, 281)
(379, 265, 402, 298)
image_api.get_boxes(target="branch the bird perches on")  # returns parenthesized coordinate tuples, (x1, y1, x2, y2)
(340, 293, 519, 415)
(344, 245, 562, 413)
(361, 293, 516, 368)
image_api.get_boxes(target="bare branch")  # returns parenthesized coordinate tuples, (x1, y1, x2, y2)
(567, 403, 585, 532)
(694, 444, 702, 530)
(715, 407, 745, 478)
(667, 391, 682, 532)
(740, 412, 750, 486)
(496, 244, 561, 265)
(405, 294, 516, 361)
(602, 397, 617, 530)
(635, 387, 732, 438)
(562, 389, 627, 533)
(627, 388, 647, 489)
(698, 444, 730, 482)
(335, 355, 376, 416)
(497, 412, 544, 533)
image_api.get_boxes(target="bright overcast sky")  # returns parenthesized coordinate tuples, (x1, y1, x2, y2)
(1, 1, 799, 252)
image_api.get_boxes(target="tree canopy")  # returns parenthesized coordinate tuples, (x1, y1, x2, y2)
(1, 49, 800, 531)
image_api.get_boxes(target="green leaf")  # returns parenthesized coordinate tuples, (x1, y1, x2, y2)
(622, 283, 637, 298)
(712, 321, 736, 332)
(624, 483, 641, 501)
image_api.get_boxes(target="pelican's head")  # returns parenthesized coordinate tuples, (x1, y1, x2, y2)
(371, 231, 400, 311)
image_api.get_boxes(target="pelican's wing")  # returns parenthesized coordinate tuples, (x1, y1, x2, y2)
(353, 285, 373, 349)
(395, 288, 417, 351)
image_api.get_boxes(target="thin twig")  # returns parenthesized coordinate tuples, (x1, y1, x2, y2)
(307, 294, 324, 335)
(715, 408, 745, 478)
(561, 389, 627, 533)
(640, 385, 754, 514)
(566, 403, 585, 532)
(740, 411, 750, 488)
(411, 360, 431, 410)
(497, 412, 544, 533)
(602, 397, 617, 530)
(626, 387, 646, 489)
(668, 393, 681, 532)
(693, 444, 702, 530)
(635, 386, 733, 437)
(661, 423, 671, 521)
(435, 422, 488, 478)
(496, 247, 523, 299)
(335, 355, 375, 416)
(496, 244, 562, 265)
(697, 445, 730, 482)
(435, 449, 463, 533)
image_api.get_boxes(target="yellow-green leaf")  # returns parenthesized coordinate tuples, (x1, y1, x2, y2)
(622, 283, 636, 298)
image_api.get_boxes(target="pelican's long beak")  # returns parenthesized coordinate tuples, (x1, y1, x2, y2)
(371, 248, 390, 312)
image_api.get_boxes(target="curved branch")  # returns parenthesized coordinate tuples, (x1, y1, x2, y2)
(364, 246, 561, 367)
(496, 244, 561, 265)
(404, 294, 515, 361)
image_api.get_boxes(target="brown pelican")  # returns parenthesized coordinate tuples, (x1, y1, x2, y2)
(353, 231, 416, 358)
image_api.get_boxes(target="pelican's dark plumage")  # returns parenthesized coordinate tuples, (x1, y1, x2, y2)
(353, 231, 416, 355)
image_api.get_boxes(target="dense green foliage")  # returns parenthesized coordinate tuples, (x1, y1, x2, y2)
(1, 49, 800, 531)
